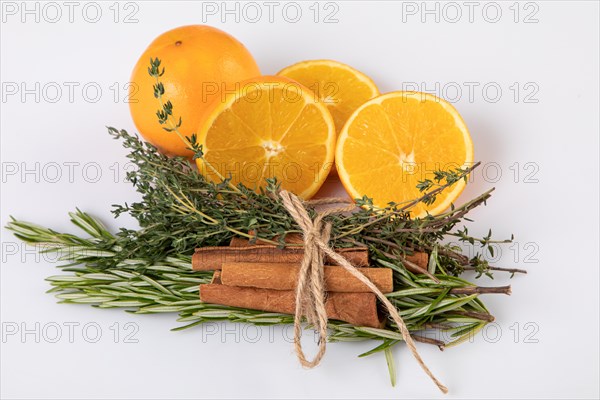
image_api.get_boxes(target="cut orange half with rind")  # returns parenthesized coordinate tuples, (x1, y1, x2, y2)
(335, 91, 474, 218)
(277, 60, 379, 135)
(196, 76, 336, 199)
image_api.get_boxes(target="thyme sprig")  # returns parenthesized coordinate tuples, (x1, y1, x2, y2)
(149, 57, 223, 175)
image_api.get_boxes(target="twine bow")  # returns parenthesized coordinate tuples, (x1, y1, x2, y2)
(279, 190, 448, 394)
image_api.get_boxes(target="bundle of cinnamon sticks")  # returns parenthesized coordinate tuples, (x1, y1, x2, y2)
(195, 235, 429, 328)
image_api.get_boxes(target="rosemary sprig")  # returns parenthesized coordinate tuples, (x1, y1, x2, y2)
(6, 207, 493, 349)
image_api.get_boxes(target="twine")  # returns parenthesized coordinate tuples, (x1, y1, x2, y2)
(279, 190, 448, 394)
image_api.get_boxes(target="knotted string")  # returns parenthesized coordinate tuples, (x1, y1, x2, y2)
(279, 190, 448, 394)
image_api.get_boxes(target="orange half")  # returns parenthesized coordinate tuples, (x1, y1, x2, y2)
(196, 76, 336, 199)
(335, 91, 474, 217)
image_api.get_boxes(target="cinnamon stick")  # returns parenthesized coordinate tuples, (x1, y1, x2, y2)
(404, 252, 429, 270)
(230, 234, 303, 247)
(220, 262, 393, 293)
(231, 236, 429, 270)
(200, 275, 382, 328)
(193, 245, 369, 271)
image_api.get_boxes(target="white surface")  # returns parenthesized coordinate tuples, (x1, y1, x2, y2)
(1, 1, 599, 399)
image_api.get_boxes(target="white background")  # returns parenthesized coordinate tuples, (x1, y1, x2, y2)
(1, 1, 599, 398)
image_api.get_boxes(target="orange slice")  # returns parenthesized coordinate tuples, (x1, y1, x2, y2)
(335, 91, 474, 218)
(196, 76, 336, 199)
(277, 60, 379, 135)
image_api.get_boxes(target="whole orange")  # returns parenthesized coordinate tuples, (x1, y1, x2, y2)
(129, 25, 261, 157)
